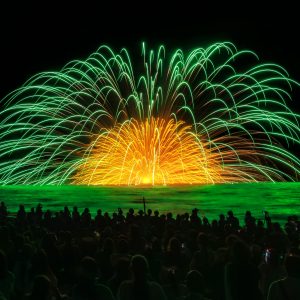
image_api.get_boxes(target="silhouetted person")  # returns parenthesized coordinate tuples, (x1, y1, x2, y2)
(0, 250, 14, 299)
(72, 256, 114, 300)
(107, 258, 130, 296)
(36, 203, 43, 223)
(27, 207, 36, 225)
(161, 266, 186, 300)
(226, 210, 239, 230)
(259, 248, 287, 299)
(190, 248, 213, 282)
(218, 214, 226, 230)
(118, 254, 167, 300)
(0, 202, 7, 219)
(25, 275, 51, 300)
(30, 249, 58, 289)
(147, 237, 163, 282)
(72, 206, 80, 227)
(16, 204, 27, 226)
(126, 208, 135, 224)
(0, 201, 299, 300)
(190, 208, 202, 228)
(200, 216, 210, 233)
(183, 270, 211, 300)
(111, 238, 130, 265)
(95, 209, 104, 229)
(129, 224, 145, 254)
(245, 211, 256, 233)
(96, 237, 114, 281)
(44, 209, 52, 227)
(164, 237, 188, 279)
(41, 233, 61, 274)
(267, 255, 300, 300)
(264, 211, 272, 228)
(225, 239, 262, 300)
(25, 275, 65, 300)
(63, 206, 71, 218)
(60, 231, 79, 286)
(81, 208, 91, 227)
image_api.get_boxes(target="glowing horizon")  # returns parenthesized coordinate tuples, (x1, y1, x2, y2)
(0, 42, 299, 185)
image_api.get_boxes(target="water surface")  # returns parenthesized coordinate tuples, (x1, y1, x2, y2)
(0, 183, 299, 224)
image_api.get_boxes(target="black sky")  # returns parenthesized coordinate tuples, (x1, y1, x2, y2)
(0, 2, 299, 113)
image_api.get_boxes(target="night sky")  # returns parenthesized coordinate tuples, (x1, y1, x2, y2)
(1, 3, 299, 99)
(0, 3, 299, 95)
(0, 2, 299, 156)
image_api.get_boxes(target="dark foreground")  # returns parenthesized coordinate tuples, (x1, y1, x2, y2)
(0, 202, 299, 300)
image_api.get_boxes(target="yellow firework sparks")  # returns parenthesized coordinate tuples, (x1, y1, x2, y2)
(72, 117, 284, 185)
(72, 118, 225, 185)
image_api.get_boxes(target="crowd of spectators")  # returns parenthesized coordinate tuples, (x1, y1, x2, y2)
(0, 200, 299, 300)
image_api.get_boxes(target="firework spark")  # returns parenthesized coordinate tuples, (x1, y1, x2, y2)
(0, 42, 299, 185)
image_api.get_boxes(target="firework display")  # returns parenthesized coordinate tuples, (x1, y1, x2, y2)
(0, 42, 299, 185)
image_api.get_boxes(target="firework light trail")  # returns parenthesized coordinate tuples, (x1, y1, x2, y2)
(0, 42, 299, 185)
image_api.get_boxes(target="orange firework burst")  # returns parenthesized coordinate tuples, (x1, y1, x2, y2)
(72, 118, 225, 185)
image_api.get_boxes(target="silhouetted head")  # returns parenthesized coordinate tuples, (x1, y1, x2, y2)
(227, 210, 234, 217)
(203, 216, 209, 224)
(197, 232, 209, 248)
(167, 237, 181, 253)
(167, 212, 173, 219)
(212, 219, 218, 228)
(192, 208, 199, 215)
(230, 239, 251, 264)
(185, 270, 204, 293)
(190, 249, 212, 271)
(30, 275, 51, 300)
(257, 220, 264, 228)
(80, 256, 98, 280)
(117, 238, 129, 254)
(225, 234, 239, 248)
(130, 255, 149, 280)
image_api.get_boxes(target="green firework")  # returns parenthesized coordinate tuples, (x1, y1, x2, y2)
(0, 41, 299, 185)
